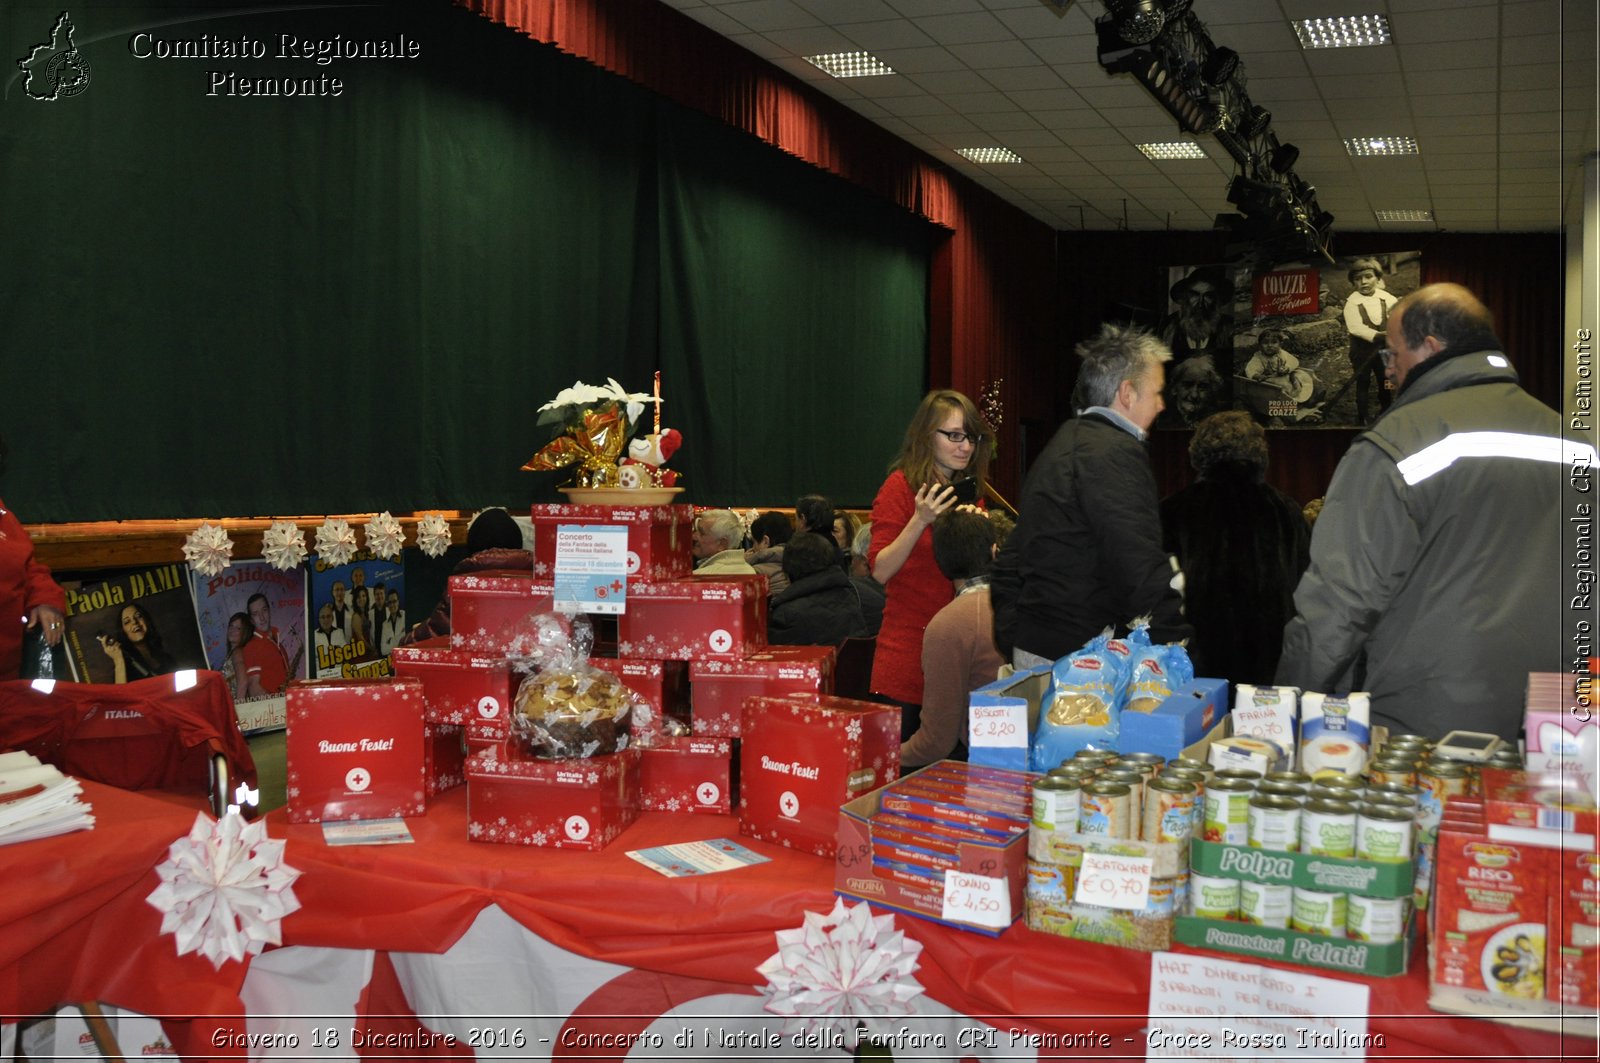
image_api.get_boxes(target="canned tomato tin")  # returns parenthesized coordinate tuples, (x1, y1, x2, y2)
(1313, 773, 1365, 796)
(1346, 893, 1407, 943)
(1299, 799, 1358, 857)
(1356, 803, 1415, 862)
(1364, 780, 1421, 808)
(1031, 775, 1082, 833)
(1238, 879, 1293, 928)
(1201, 778, 1254, 845)
(1213, 768, 1262, 787)
(1189, 873, 1241, 920)
(1366, 759, 1418, 786)
(1248, 794, 1302, 852)
(1264, 770, 1313, 787)
(1079, 780, 1133, 838)
(1256, 779, 1308, 801)
(1291, 887, 1348, 937)
(1142, 775, 1197, 844)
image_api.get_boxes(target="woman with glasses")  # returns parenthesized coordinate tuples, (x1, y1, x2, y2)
(867, 390, 993, 739)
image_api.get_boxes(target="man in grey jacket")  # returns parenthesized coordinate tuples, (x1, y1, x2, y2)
(1277, 283, 1590, 740)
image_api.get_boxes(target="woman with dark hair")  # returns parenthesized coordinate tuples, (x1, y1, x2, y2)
(1159, 411, 1310, 687)
(99, 602, 177, 683)
(350, 585, 372, 656)
(399, 508, 532, 646)
(220, 611, 267, 699)
(868, 389, 992, 737)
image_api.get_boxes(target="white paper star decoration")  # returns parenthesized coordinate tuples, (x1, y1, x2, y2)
(416, 512, 452, 558)
(146, 812, 303, 969)
(182, 522, 233, 578)
(261, 521, 308, 572)
(755, 898, 925, 1044)
(364, 511, 406, 560)
(314, 517, 359, 568)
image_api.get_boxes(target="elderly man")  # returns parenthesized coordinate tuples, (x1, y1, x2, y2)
(1277, 283, 1587, 740)
(992, 323, 1191, 666)
(691, 509, 756, 575)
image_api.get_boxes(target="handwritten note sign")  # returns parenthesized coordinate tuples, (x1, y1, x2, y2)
(968, 701, 1028, 751)
(1075, 851, 1154, 911)
(553, 525, 629, 615)
(941, 871, 1011, 929)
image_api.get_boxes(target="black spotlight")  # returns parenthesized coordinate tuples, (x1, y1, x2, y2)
(1243, 104, 1271, 137)
(1269, 141, 1300, 173)
(1106, 0, 1167, 44)
(1201, 46, 1239, 86)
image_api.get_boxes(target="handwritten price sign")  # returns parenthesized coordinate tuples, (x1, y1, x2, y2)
(1074, 852, 1154, 911)
(968, 702, 1028, 751)
(941, 871, 1012, 929)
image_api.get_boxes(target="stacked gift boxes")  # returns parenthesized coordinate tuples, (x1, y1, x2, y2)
(284, 676, 428, 824)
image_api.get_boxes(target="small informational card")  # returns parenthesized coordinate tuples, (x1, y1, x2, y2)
(1147, 952, 1370, 1060)
(941, 871, 1011, 930)
(321, 818, 415, 846)
(626, 838, 770, 877)
(553, 524, 630, 615)
(968, 700, 1028, 753)
(1075, 851, 1154, 911)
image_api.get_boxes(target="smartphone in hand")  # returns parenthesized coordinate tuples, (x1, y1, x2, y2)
(950, 478, 979, 505)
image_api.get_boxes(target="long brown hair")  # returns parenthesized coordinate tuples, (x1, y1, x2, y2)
(889, 389, 993, 491)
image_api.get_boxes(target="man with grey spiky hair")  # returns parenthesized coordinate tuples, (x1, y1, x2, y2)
(992, 323, 1192, 666)
(691, 509, 756, 575)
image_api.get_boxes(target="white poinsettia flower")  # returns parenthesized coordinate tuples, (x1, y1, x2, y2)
(182, 522, 234, 578)
(364, 512, 406, 561)
(261, 521, 308, 572)
(314, 518, 359, 569)
(416, 512, 452, 558)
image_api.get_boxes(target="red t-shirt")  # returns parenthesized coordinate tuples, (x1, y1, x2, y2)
(241, 632, 288, 694)
(867, 470, 955, 704)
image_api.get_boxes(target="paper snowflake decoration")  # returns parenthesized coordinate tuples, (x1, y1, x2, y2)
(756, 899, 925, 1044)
(315, 518, 359, 568)
(261, 521, 308, 572)
(146, 812, 303, 969)
(182, 522, 234, 578)
(416, 512, 452, 558)
(364, 511, 406, 560)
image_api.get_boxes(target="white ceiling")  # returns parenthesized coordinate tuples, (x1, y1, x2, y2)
(656, 0, 1598, 234)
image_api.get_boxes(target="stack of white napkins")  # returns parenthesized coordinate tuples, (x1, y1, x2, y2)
(0, 750, 95, 845)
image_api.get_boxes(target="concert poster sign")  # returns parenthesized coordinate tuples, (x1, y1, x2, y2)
(1156, 251, 1422, 430)
(60, 563, 208, 686)
(192, 560, 308, 734)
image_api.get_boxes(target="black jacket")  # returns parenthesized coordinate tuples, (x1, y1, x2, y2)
(768, 568, 878, 646)
(992, 412, 1191, 661)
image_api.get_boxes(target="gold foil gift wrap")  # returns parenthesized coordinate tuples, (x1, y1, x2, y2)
(521, 404, 630, 487)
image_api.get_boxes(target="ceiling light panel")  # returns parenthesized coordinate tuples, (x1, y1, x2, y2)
(956, 147, 1024, 164)
(803, 51, 896, 78)
(1345, 135, 1420, 156)
(1374, 209, 1435, 222)
(1137, 142, 1208, 160)
(1293, 15, 1392, 49)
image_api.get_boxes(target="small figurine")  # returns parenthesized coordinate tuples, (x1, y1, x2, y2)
(617, 429, 682, 489)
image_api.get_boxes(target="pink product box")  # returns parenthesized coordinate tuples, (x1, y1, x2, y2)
(465, 745, 641, 850)
(589, 657, 690, 743)
(285, 677, 427, 824)
(530, 503, 694, 582)
(689, 645, 837, 737)
(390, 637, 516, 747)
(618, 575, 768, 662)
(639, 736, 735, 814)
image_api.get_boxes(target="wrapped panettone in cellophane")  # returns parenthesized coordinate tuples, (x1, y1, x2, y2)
(506, 611, 637, 759)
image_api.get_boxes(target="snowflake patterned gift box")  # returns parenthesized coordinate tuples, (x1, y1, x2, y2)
(589, 657, 690, 743)
(639, 736, 735, 814)
(285, 677, 427, 824)
(529, 503, 694, 583)
(689, 645, 836, 737)
(617, 574, 768, 663)
(738, 695, 900, 858)
(445, 571, 560, 654)
(391, 637, 517, 746)
(425, 723, 467, 799)
(465, 744, 641, 851)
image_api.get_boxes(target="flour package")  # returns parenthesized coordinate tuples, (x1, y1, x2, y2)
(1232, 684, 1300, 751)
(1299, 692, 1371, 776)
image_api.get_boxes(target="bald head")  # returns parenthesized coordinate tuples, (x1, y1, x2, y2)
(1391, 283, 1501, 356)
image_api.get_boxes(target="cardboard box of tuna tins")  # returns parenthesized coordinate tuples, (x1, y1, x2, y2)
(285, 677, 427, 823)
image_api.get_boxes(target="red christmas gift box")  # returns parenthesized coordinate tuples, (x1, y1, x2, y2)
(530, 503, 694, 582)
(589, 657, 690, 743)
(738, 694, 900, 857)
(285, 677, 427, 824)
(465, 744, 641, 850)
(446, 571, 558, 653)
(689, 645, 836, 737)
(391, 638, 517, 747)
(618, 574, 768, 662)
(425, 723, 466, 798)
(639, 736, 735, 814)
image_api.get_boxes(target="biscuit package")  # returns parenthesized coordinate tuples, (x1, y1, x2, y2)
(506, 612, 638, 759)
(1299, 692, 1371, 776)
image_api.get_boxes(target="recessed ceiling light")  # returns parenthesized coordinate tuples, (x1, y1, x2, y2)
(1374, 209, 1434, 222)
(1345, 135, 1419, 157)
(803, 51, 895, 79)
(956, 147, 1024, 164)
(1138, 142, 1208, 160)
(1293, 15, 1391, 49)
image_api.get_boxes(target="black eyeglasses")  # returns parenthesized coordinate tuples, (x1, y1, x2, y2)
(1378, 348, 1397, 366)
(934, 429, 986, 445)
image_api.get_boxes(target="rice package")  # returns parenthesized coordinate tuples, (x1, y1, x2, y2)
(1299, 692, 1371, 776)
(1031, 632, 1143, 770)
(1123, 642, 1194, 714)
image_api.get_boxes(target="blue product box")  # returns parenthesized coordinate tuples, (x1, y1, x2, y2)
(966, 663, 1052, 772)
(1117, 677, 1229, 761)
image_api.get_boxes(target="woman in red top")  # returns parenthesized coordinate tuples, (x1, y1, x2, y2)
(868, 390, 992, 738)
(0, 438, 67, 680)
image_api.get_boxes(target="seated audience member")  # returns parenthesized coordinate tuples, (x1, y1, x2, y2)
(901, 510, 1005, 768)
(832, 511, 859, 555)
(768, 533, 875, 645)
(745, 510, 794, 594)
(399, 508, 531, 646)
(796, 493, 849, 571)
(850, 523, 876, 581)
(692, 509, 756, 575)
(1159, 411, 1310, 687)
